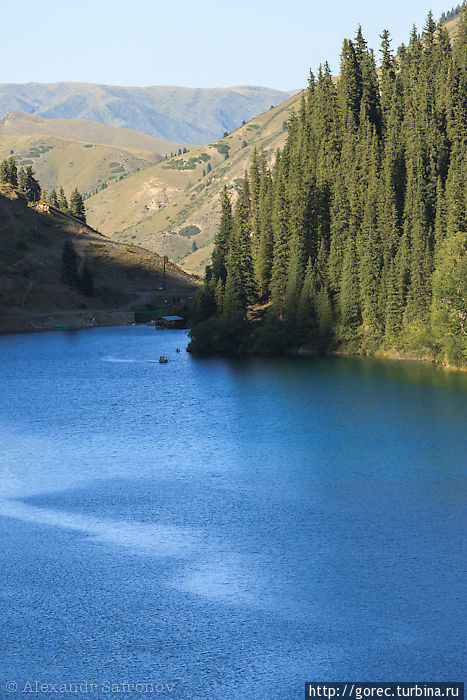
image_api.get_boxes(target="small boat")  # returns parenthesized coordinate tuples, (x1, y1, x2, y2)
(158, 355, 168, 364)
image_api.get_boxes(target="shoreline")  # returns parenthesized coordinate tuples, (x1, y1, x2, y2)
(2, 318, 465, 372)
(322, 348, 466, 372)
(0, 310, 135, 336)
(292, 345, 466, 372)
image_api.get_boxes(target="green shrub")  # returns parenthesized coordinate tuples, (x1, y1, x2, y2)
(212, 143, 230, 155)
(179, 225, 201, 237)
(251, 319, 290, 355)
(188, 315, 250, 355)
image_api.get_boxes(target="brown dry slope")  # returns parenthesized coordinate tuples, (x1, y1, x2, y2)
(85, 92, 303, 272)
(0, 111, 186, 153)
(0, 112, 192, 197)
(0, 186, 198, 333)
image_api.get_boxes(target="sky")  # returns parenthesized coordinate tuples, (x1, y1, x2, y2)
(0, 0, 457, 90)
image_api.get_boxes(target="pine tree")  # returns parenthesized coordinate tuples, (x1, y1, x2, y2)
(70, 188, 86, 222)
(211, 186, 233, 283)
(61, 241, 78, 285)
(0, 157, 17, 187)
(379, 30, 396, 118)
(223, 177, 254, 316)
(22, 166, 41, 202)
(232, 175, 255, 302)
(270, 174, 290, 313)
(384, 258, 404, 344)
(17, 167, 27, 194)
(78, 263, 94, 296)
(338, 39, 362, 130)
(339, 236, 360, 336)
(58, 187, 69, 213)
(431, 231, 467, 366)
(214, 278, 224, 313)
(256, 171, 274, 298)
(49, 189, 59, 208)
(297, 258, 316, 330)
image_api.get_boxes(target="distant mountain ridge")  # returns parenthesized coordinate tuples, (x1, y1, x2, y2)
(0, 83, 298, 145)
(0, 111, 185, 153)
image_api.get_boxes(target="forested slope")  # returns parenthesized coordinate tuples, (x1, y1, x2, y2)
(190, 9, 467, 367)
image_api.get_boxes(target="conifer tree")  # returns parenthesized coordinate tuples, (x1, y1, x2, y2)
(58, 186, 68, 213)
(22, 166, 41, 202)
(78, 263, 94, 296)
(70, 188, 86, 222)
(338, 39, 362, 130)
(0, 157, 17, 187)
(61, 241, 78, 285)
(339, 236, 360, 336)
(431, 231, 466, 366)
(223, 176, 254, 316)
(17, 167, 27, 194)
(49, 189, 59, 208)
(256, 170, 274, 298)
(270, 175, 290, 313)
(211, 186, 233, 283)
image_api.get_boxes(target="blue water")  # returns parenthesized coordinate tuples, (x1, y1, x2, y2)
(0, 326, 465, 699)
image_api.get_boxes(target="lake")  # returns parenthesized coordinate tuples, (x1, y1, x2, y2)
(0, 326, 465, 699)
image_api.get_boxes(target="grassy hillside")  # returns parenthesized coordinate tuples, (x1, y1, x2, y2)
(0, 83, 298, 145)
(0, 111, 185, 153)
(0, 185, 197, 331)
(0, 112, 191, 197)
(86, 92, 302, 272)
(0, 133, 161, 197)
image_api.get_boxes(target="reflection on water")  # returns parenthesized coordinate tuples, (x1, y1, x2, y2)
(0, 327, 465, 698)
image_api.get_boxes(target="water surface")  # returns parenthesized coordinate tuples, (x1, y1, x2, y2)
(0, 327, 465, 698)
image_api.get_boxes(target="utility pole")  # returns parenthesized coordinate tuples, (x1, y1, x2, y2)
(163, 255, 168, 290)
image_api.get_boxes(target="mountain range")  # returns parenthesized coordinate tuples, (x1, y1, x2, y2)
(0, 83, 297, 144)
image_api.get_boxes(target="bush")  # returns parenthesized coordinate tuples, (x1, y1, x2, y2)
(179, 225, 200, 237)
(188, 315, 250, 355)
(251, 319, 292, 355)
(212, 143, 230, 156)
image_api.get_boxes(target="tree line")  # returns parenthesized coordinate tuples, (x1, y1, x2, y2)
(0, 156, 87, 223)
(0, 156, 93, 296)
(440, 5, 463, 23)
(190, 8, 467, 366)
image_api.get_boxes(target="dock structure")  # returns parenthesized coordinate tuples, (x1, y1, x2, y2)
(157, 315, 185, 329)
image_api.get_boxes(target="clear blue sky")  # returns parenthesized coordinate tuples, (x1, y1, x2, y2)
(1, 0, 455, 90)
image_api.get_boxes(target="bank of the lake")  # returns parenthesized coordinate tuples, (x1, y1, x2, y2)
(187, 314, 467, 371)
